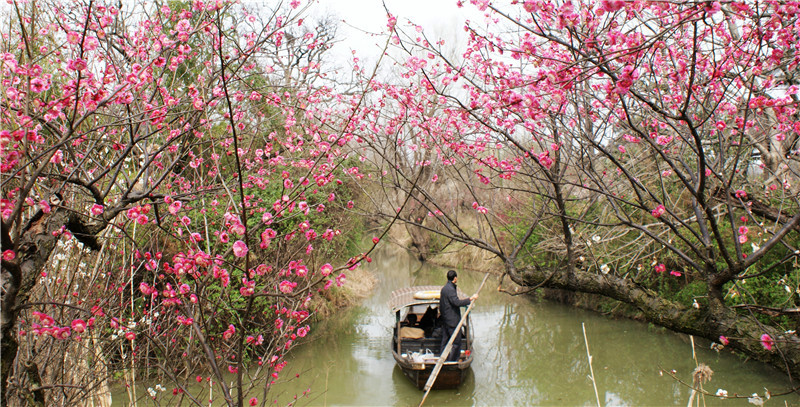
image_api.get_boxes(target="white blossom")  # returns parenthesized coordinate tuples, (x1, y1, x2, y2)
(748, 394, 764, 406)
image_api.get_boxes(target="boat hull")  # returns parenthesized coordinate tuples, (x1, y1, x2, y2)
(393, 352, 471, 390)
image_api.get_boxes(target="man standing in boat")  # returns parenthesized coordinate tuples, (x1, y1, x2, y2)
(439, 270, 478, 361)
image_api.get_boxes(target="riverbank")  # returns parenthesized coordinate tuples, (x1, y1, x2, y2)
(310, 261, 377, 319)
(385, 223, 505, 274)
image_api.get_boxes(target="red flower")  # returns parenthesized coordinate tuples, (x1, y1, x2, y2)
(760, 334, 774, 351)
(651, 204, 666, 218)
(71, 319, 87, 333)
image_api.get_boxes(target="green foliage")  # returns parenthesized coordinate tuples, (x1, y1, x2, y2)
(502, 204, 554, 269)
(671, 280, 707, 307)
(724, 270, 800, 327)
(341, 214, 366, 255)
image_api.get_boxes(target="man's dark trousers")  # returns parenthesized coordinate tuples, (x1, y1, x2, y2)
(440, 324, 462, 361)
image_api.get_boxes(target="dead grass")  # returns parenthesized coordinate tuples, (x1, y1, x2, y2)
(309, 264, 377, 320)
(430, 242, 503, 273)
(344, 264, 378, 298)
(386, 214, 504, 274)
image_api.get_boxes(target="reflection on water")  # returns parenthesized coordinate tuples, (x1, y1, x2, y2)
(275, 245, 798, 406)
(112, 245, 798, 405)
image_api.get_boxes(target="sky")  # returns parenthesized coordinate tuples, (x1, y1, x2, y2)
(310, 0, 482, 65)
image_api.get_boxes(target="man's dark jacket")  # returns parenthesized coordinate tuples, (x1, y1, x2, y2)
(439, 281, 470, 328)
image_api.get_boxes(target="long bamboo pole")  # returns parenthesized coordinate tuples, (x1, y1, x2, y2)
(419, 273, 489, 407)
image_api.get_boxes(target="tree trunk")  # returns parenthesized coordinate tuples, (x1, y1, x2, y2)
(1, 207, 105, 402)
(406, 204, 432, 261)
(510, 265, 800, 380)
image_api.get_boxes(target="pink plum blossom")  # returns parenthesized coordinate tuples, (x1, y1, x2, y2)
(760, 334, 774, 351)
(168, 201, 182, 215)
(56, 327, 71, 339)
(232, 240, 248, 257)
(599, 0, 625, 12)
(651, 205, 666, 218)
(320, 263, 333, 276)
(222, 324, 236, 340)
(39, 200, 51, 213)
(30, 77, 50, 92)
(297, 325, 309, 337)
(278, 280, 297, 294)
(90, 204, 104, 216)
(49, 150, 63, 164)
(71, 319, 87, 333)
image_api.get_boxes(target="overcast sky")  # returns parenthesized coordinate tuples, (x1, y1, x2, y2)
(311, 0, 482, 65)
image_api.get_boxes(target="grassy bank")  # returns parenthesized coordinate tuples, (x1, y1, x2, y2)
(309, 261, 377, 320)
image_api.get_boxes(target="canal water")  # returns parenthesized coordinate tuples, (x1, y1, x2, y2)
(274, 244, 798, 406)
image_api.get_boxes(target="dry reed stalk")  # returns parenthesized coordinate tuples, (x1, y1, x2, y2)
(686, 336, 712, 407)
(582, 322, 601, 407)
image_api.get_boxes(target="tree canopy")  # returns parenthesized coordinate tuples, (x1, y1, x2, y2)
(1, 0, 799, 405)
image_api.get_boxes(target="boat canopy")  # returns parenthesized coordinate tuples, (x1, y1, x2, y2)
(388, 285, 468, 313)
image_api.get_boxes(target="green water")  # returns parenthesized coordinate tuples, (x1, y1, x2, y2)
(113, 244, 798, 406)
(272, 245, 798, 406)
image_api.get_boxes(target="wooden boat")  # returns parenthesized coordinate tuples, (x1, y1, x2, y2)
(389, 285, 473, 390)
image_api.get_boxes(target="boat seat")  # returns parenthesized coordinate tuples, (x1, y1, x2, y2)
(399, 327, 425, 339)
(399, 337, 467, 356)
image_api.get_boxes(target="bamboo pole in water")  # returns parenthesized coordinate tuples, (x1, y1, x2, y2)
(419, 273, 489, 407)
(582, 322, 601, 407)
